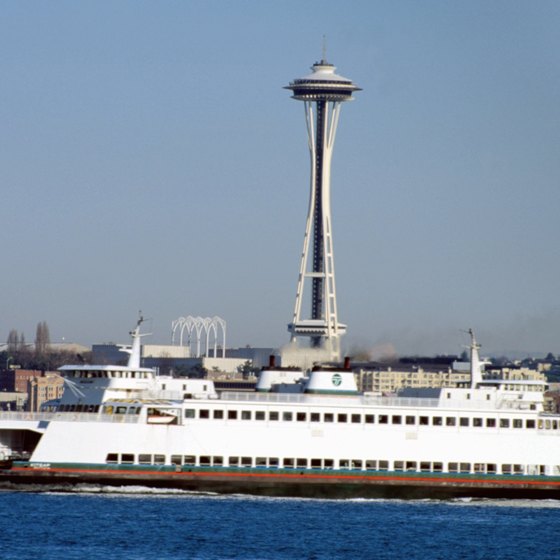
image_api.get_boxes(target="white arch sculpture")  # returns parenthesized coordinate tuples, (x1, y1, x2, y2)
(171, 316, 226, 358)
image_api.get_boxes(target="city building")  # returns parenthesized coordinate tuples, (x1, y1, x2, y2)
(27, 374, 64, 412)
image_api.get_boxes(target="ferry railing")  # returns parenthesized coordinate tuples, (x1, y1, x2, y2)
(219, 392, 441, 409)
(218, 392, 545, 412)
(0, 411, 141, 424)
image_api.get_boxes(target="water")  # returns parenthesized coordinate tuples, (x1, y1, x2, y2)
(1, 486, 560, 559)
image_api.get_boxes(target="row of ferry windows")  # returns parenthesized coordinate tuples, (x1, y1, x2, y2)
(104, 453, 547, 475)
(184, 408, 559, 430)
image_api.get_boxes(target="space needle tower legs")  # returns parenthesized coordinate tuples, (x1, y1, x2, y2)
(285, 58, 360, 362)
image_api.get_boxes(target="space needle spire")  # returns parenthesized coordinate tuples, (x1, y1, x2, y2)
(285, 56, 360, 362)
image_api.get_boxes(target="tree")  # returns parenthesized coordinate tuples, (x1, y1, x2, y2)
(35, 321, 51, 355)
(7, 329, 19, 353)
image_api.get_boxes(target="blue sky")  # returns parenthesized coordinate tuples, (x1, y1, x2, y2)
(1, 1, 559, 357)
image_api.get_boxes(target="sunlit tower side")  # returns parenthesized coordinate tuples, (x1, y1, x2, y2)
(285, 58, 360, 362)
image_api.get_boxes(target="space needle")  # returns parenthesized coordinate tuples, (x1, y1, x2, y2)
(285, 56, 360, 363)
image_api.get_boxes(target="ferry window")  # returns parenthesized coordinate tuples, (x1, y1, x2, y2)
(241, 410, 252, 420)
(513, 419, 523, 429)
(486, 394, 491, 400)
(392, 415, 402, 425)
(311, 458, 322, 468)
(432, 417, 442, 426)
(446, 417, 456, 426)
(364, 415, 375, 424)
(228, 410, 238, 420)
(513, 464, 524, 474)
(459, 417, 469, 427)
(200, 456, 211, 466)
(213, 410, 224, 420)
(104, 405, 113, 415)
(419, 416, 429, 426)
(486, 418, 496, 428)
(473, 418, 483, 427)
(324, 413, 334, 423)
(199, 409, 210, 419)
(406, 461, 417, 472)
(283, 412, 293, 421)
(128, 407, 137, 415)
(171, 455, 182, 466)
(474, 463, 484, 473)
(255, 411, 266, 421)
(283, 458, 294, 468)
(351, 414, 361, 423)
(296, 458, 308, 468)
(268, 457, 279, 468)
(460, 463, 471, 473)
(448, 462, 459, 473)
(185, 409, 195, 419)
(365, 460, 377, 471)
(310, 413, 320, 422)
(138, 454, 152, 465)
(121, 454, 134, 464)
(433, 462, 443, 472)
(501, 464, 512, 474)
(269, 411, 279, 421)
(500, 418, 510, 428)
(256, 457, 266, 467)
(229, 457, 239, 467)
(339, 459, 350, 469)
(447, 392, 451, 399)
(379, 460, 389, 471)
(379, 415, 388, 424)
(213, 456, 223, 466)
(406, 416, 415, 425)
(241, 457, 252, 467)
(352, 460, 363, 470)
(466, 393, 471, 400)
(338, 413, 348, 423)
(106, 453, 118, 464)
(487, 464, 497, 474)
(324, 459, 334, 469)
(394, 461, 404, 471)
(154, 455, 165, 465)
(526, 419, 536, 429)
(420, 462, 430, 472)
(296, 412, 307, 422)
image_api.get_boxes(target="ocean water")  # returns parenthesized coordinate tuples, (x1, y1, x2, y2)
(1, 486, 560, 559)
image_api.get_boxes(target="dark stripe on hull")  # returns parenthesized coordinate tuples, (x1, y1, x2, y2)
(3, 465, 560, 499)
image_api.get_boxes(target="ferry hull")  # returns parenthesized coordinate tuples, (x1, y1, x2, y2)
(3, 466, 560, 500)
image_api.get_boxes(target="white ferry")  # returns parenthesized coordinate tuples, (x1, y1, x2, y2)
(1, 319, 559, 499)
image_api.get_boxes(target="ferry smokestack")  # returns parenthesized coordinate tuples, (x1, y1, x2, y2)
(269, 355, 276, 368)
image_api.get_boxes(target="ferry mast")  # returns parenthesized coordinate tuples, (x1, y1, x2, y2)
(285, 58, 360, 360)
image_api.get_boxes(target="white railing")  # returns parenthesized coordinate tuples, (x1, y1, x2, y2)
(219, 392, 440, 409)
(0, 411, 140, 424)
